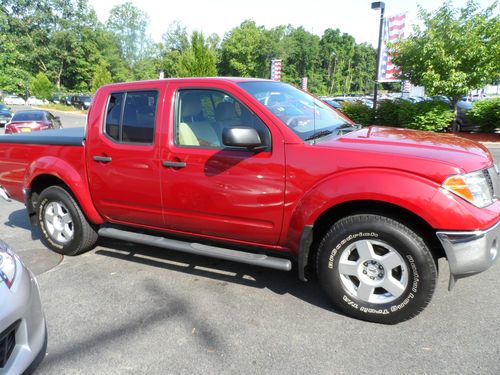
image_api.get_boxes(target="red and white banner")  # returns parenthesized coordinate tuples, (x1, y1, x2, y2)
(270, 59, 282, 81)
(378, 13, 406, 82)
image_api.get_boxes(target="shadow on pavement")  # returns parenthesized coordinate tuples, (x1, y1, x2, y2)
(4, 208, 40, 240)
(94, 237, 340, 315)
(38, 278, 224, 371)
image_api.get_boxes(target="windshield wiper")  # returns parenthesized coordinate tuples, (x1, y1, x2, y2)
(304, 130, 334, 141)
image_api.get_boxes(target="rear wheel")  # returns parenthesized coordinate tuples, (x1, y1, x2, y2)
(36, 186, 98, 255)
(316, 214, 437, 324)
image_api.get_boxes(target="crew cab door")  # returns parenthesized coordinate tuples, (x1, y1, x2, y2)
(86, 85, 165, 227)
(161, 82, 286, 245)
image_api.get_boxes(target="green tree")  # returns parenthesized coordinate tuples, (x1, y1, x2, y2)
(219, 20, 270, 77)
(282, 27, 323, 92)
(31, 72, 53, 99)
(91, 61, 112, 93)
(175, 32, 218, 77)
(160, 23, 218, 78)
(391, 0, 500, 106)
(106, 2, 150, 67)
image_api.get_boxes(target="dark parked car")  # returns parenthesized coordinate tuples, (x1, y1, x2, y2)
(5, 110, 62, 134)
(71, 95, 92, 110)
(0, 106, 12, 127)
(453, 98, 481, 132)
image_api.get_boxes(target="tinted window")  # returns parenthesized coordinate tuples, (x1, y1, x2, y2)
(105, 93, 124, 141)
(122, 91, 157, 143)
(104, 91, 157, 144)
(12, 111, 45, 121)
(175, 89, 271, 149)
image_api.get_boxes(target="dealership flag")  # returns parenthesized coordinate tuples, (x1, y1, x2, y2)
(270, 59, 282, 81)
(378, 13, 406, 82)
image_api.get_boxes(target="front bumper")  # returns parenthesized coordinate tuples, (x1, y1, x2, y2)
(0, 258, 47, 374)
(437, 221, 499, 284)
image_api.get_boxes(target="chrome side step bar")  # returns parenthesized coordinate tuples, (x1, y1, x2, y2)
(98, 227, 292, 272)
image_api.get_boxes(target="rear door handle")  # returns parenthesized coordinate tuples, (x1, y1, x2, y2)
(93, 155, 112, 163)
(162, 161, 187, 168)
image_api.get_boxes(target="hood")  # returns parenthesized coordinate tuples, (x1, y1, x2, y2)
(317, 126, 493, 177)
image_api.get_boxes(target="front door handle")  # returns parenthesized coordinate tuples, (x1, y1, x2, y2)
(162, 161, 187, 168)
(93, 155, 112, 163)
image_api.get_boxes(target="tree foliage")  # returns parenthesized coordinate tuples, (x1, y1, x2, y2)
(391, 0, 500, 105)
(467, 97, 500, 132)
(91, 61, 112, 93)
(0, 2, 377, 96)
(31, 72, 53, 99)
(106, 2, 150, 68)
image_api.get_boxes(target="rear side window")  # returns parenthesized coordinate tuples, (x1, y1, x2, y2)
(104, 90, 158, 144)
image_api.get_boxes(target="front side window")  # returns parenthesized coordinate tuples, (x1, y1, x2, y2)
(104, 90, 157, 144)
(175, 89, 270, 149)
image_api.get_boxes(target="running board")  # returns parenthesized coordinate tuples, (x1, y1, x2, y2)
(98, 227, 292, 272)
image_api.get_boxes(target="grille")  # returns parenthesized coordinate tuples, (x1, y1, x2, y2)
(485, 166, 500, 200)
(0, 320, 20, 368)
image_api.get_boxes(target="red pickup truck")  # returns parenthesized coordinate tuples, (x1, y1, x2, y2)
(0, 78, 498, 324)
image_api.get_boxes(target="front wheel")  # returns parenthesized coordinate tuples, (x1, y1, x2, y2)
(316, 214, 437, 324)
(36, 186, 98, 255)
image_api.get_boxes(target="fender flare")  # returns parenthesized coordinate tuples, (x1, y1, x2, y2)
(25, 156, 104, 224)
(289, 167, 496, 280)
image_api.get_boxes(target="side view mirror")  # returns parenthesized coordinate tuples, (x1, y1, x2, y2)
(222, 127, 264, 150)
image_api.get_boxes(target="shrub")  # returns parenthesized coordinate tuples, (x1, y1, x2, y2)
(341, 102, 373, 125)
(30, 72, 53, 100)
(408, 101, 454, 132)
(372, 99, 453, 132)
(466, 97, 500, 132)
(374, 99, 415, 127)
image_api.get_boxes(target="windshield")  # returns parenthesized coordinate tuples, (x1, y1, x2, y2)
(238, 81, 351, 141)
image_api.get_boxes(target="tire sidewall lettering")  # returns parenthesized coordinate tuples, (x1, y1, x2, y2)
(328, 232, 378, 269)
(331, 232, 420, 315)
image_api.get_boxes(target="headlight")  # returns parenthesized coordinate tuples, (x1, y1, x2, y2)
(442, 168, 495, 208)
(0, 240, 17, 289)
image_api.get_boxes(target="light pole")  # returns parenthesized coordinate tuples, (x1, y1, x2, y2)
(328, 51, 337, 95)
(371, 1, 385, 110)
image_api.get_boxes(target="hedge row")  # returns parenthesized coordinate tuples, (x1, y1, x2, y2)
(340, 98, 500, 132)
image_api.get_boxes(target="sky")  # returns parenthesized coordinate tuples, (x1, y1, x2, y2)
(88, 0, 496, 47)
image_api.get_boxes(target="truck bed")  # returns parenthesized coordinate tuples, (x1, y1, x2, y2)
(0, 127, 86, 202)
(0, 127, 85, 146)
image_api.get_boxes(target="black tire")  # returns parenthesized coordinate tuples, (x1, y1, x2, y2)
(316, 214, 437, 324)
(36, 186, 98, 255)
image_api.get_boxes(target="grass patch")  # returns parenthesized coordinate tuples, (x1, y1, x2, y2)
(35, 103, 87, 114)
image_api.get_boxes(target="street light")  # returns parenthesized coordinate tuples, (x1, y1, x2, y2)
(328, 51, 337, 95)
(371, 1, 385, 110)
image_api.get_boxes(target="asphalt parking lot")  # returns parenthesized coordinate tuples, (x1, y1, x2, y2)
(0, 106, 499, 374)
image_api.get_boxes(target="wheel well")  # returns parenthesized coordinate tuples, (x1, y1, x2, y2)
(308, 200, 445, 269)
(28, 175, 68, 217)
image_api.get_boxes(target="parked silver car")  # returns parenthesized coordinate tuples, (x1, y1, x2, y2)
(0, 240, 47, 374)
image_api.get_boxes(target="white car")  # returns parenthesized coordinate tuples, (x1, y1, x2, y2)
(3, 95, 26, 106)
(0, 240, 47, 374)
(26, 97, 46, 106)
